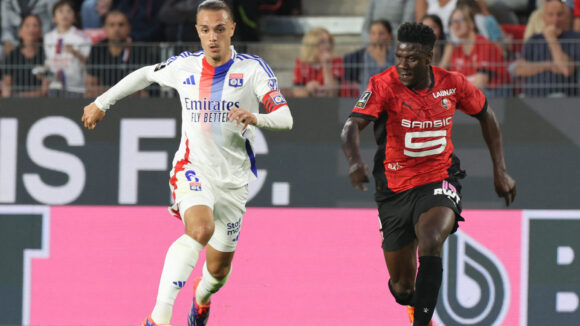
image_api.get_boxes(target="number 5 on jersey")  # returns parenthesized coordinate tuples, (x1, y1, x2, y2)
(404, 130, 447, 157)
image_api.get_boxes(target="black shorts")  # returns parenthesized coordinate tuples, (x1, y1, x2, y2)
(375, 178, 464, 251)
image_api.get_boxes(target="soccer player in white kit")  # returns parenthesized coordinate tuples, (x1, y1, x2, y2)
(81, 1, 293, 325)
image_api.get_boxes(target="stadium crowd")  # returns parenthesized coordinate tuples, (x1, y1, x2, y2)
(1, 0, 580, 98)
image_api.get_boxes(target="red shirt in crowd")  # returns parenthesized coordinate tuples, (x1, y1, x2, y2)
(450, 35, 509, 89)
(293, 57, 346, 96)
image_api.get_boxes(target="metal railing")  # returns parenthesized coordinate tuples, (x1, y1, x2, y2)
(2, 39, 580, 98)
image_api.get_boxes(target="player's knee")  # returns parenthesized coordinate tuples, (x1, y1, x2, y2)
(416, 227, 446, 256)
(185, 223, 215, 245)
(206, 261, 231, 280)
(417, 234, 444, 256)
(388, 279, 414, 306)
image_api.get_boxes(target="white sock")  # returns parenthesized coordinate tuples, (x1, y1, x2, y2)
(196, 262, 232, 305)
(151, 234, 204, 324)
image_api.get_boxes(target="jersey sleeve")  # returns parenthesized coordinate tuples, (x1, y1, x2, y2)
(252, 58, 288, 113)
(145, 55, 181, 89)
(350, 75, 389, 121)
(455, 73, 487, 117)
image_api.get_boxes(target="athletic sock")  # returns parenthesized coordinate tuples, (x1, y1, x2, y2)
(195, 261, 232, 305)
(151, 234, 204, 324)
(413, 256, 442, 325)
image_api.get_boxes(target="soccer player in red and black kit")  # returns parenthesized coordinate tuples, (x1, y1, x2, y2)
(341, 22, 516, 326)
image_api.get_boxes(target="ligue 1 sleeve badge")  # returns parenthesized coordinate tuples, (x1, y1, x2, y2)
(441, 97, 450, 109)
(355, 91, 372, 109)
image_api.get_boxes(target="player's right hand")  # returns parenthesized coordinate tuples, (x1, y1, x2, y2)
(348, 162, 370, 192)
(82, 102, 106, 130)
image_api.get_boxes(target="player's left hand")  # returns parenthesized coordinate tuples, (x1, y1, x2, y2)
(493, 169, 516, 207)
(82, 102, 106, 130)
(228, 108, 257, 131)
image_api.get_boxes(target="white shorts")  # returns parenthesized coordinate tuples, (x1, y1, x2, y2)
(168, 164, 248, 252)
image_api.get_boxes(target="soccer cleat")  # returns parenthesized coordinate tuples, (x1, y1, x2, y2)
(188, 277, 211, 326)
(406, 306, 433, 326)
(142, 315, 171, 326)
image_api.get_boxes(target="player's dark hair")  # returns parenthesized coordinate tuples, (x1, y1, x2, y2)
(369, 19, 392, 35)
(197, 0, 235, 22)
(397, 22, 436, 53)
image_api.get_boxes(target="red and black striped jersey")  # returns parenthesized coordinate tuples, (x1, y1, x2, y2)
(351, 65, 486, 194)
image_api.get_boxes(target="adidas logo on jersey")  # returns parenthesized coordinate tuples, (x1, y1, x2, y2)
(183, 75, 196, 85)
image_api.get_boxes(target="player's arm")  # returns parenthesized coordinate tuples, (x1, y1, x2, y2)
(82, 65, 158, 130)
(475, 105, 517, 206)
(228, 105, 293, 131)
(340, 116, 371, 191)
(231, 63, 294, 131)
(251, 88, 293, 130)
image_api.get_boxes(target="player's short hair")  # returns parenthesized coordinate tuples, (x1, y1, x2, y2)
(197, 0, 235, 22)
(369, 19, 392, 35)
(397, 22, 436, 53)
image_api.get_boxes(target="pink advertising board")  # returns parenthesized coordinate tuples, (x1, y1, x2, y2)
(24, 207, 522, 326)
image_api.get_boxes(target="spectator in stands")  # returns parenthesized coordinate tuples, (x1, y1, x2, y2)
(85, 9, 151, 97)
(525, 0, 573, 40)
(457, 0, 504, 43)
(292, 27, 344, 97)
(343, 20, 395, 96)
(361, 0, 415, 43)
(415, 0, 458, 37)
(448, 6, 510, 96)
(2, 0, 56, 56)
(115, 0, 165, 42)
(513, 0, 580, 96)
(44, 0, 92, 97)
(421, 14, 446, 65)
(81, 0, 114, 28)
(2, 14, 49, 97)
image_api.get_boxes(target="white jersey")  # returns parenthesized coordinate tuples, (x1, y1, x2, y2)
(44, 26, 92, 93)
(147, 46, 287, 189)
